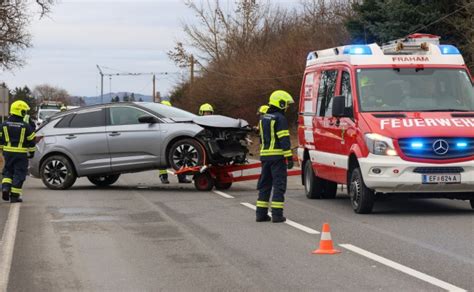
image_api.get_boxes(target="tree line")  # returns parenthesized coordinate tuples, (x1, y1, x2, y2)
(169, 0, 473, 126)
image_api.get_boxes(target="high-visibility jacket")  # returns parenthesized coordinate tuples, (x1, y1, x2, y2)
(0, 115, 36, 154)
(259, 109, 292, 161)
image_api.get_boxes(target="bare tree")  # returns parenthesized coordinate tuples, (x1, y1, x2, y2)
(0, 0, 55, 70)
(33, 84, 70, 104)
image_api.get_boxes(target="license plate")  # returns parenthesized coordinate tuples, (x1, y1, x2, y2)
(422, 174, 461, 184)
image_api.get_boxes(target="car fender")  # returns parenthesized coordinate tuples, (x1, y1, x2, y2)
(160, 123, 205, 165)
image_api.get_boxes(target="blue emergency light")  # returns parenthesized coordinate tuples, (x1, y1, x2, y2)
(343, 45, 372, 55)
(307, 52, 318, 61)
(438, 45, 460, 55)
(456, 142, 468, 148)
(410, 141, 424, 149)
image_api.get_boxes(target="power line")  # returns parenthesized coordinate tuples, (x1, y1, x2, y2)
(200, 66, 302, 80)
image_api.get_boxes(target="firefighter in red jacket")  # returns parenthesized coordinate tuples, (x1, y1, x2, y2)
(1, 100, 36, 203)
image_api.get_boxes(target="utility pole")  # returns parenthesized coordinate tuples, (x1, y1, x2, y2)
(190, 55, 195, 96)
(152, 74, 156, 102)
(96, 65, 104, 104)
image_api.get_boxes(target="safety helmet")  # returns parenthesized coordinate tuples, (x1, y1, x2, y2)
(268, 90, 294, 110)
(199, 103, 214, 115)
(257, 105, 269, 115)
(60, 106, 67, 112)
(161, 100, 172, 106)
(360, 76, 375, 87)
(10, 100, 30, 117)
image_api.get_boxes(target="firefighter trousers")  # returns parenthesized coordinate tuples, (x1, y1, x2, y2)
(256, 158, 287, 217)
(2, 152, 28, 198)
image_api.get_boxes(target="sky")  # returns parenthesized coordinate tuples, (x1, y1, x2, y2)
(1, 0, 298, 98)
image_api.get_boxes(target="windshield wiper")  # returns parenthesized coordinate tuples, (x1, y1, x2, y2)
(423, 109, 471, 112)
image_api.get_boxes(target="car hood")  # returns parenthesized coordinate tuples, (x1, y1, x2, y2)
(360, 112, 474, 139)
(169, 115, 249, 129)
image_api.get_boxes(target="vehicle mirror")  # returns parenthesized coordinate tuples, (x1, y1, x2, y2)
(332, 95, 346, 118)
(138, 115, 158, 124)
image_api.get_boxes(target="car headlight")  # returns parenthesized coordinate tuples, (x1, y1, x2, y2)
(364, 133, 397, 156)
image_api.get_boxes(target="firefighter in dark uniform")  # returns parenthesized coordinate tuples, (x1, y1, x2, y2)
(1, 100, 36, 203)
(256, 90, 294, 223)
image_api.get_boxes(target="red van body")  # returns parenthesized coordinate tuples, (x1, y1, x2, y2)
(297, 34, 474, 213)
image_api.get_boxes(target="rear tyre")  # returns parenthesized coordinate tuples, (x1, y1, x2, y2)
(168, 138, 205, 170)
(215, 181, 232, 190)
(304, 160, 338, 199)
(194, 172, 214, 191)
(87, 174, 120, 187)
(349, 167, 375, 214)
(40, 155, 77, 190)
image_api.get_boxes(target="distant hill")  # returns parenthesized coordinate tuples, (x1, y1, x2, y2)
(84, 92, 154, 105)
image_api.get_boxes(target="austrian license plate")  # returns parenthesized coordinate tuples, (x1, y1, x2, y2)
(422, 174, 461, 184)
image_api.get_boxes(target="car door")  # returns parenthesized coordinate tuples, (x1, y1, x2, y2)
(106, 105, 163, 172)
(54, 107, 111, 175)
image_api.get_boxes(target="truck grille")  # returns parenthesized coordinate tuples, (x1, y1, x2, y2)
(398, 137, 474, 160)
(413, 167, 464, 174)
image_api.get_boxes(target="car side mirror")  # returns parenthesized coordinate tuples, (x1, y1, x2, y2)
(332, 95, 346, 118)
(138, 115, 158, 124)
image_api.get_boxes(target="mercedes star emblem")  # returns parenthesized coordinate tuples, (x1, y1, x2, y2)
(432, 139, 449, 155)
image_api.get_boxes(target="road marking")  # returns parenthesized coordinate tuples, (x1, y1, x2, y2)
(213, 190, 234, 199)
(0, 204, 21, 292)
(240, 202, 320, 234)
(339, 244, 466, 292)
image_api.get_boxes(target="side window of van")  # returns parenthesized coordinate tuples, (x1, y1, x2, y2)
(317, 70, 337, 117)
(340, 71, 354, 118)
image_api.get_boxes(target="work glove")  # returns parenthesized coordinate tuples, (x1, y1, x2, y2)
(287, 158, 294, 170)
(27, 152, 34, 159)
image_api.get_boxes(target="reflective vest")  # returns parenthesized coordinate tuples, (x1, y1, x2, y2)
(0, 115, 36, 154)
(259, 110, 292, 161)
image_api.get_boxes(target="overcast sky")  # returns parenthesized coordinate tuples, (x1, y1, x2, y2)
(1, 0, 298, 98)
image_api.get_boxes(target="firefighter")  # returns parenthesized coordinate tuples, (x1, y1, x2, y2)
(256, 90, 294, 223)
(198, 103, 214, 116)
(1, 100, 36, 203)
(60, 105, 67, 112)
(253, 105, 269, 134)
(159, 100, 191, 184)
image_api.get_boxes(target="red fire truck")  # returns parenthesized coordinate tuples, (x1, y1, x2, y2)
(297, 34, 474, 214)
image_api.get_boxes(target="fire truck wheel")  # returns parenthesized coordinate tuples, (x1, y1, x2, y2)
(215, 181, 232, 190)
(322, 181, 338, 199)
(470, 199, 474, 209)
(349, 167, 375, 214)
(304, 160, 325, 199)
(194, 172, 214, 191)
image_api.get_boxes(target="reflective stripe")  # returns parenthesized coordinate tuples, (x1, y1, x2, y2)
(256, 200, 269, 208)
(27, 132, 36, 141)
(276, 130, 290, 138)
(3, 126, 10, 146)
(269, 120, 276, 150)
(260, 149, 284, 156)
(259, 120, 264, 152)
(158, 169, 168, 175)
(11, 187, 22, 195)
(18, 128, 26, 149)
(271, 201, 284, 209)
(283, 150, 292, 157)
(28, 147, 36, 152)
(2, 178, 12, 184)
(2, 146, 28, 153)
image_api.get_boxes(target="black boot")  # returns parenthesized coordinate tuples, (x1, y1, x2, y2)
(2, 189, 10, 201)
(178, 174, 191, 184)
(256, 207, 271, 222)
(271, 208, 286, 223)
(10, 195, 23, 203)
(160, 174, 170, 184)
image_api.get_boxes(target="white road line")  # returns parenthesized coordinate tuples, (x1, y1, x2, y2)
(339, 244, 466, 292)
(212, 190, 234, 199)
(0, 204, 21, 292)
(240, 202, 320, 234)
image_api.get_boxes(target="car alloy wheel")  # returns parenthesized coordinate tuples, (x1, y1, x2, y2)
(44, 159, 68, 186)
(172, 144, 199, 168)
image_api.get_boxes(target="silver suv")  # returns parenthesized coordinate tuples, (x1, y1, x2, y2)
(30, 102, 250, 189)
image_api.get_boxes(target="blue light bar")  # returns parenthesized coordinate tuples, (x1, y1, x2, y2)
(343, 45, 372, 55)
(411, 142, 424, 149)
(307, 52, 317, 61)
(438, 45, 460, 55)
(456, 142, 468, 148)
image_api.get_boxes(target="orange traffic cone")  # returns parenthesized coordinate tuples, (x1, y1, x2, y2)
(312, 223, 341, 255)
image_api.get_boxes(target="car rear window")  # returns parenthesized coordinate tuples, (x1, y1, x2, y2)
(54, 114, 74, 128)
(68, 109, 106, 128)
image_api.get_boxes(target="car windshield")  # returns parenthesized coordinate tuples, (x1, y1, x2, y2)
(136, 102, 196, 118)
(39, 110, 59, 120)
(357, 68, 474, 112)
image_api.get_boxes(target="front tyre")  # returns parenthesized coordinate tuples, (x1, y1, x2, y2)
(40, 155, 77, 190)
(168, 138, 205, 170)
(304, 160, 337, 199)
(87, 174, 120, 187)
(349, 167, 375, 214)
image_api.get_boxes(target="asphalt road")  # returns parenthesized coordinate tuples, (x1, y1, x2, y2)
(0, 170, 473, 291)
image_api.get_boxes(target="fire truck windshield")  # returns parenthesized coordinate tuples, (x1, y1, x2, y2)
(357, 68, 474, 112)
